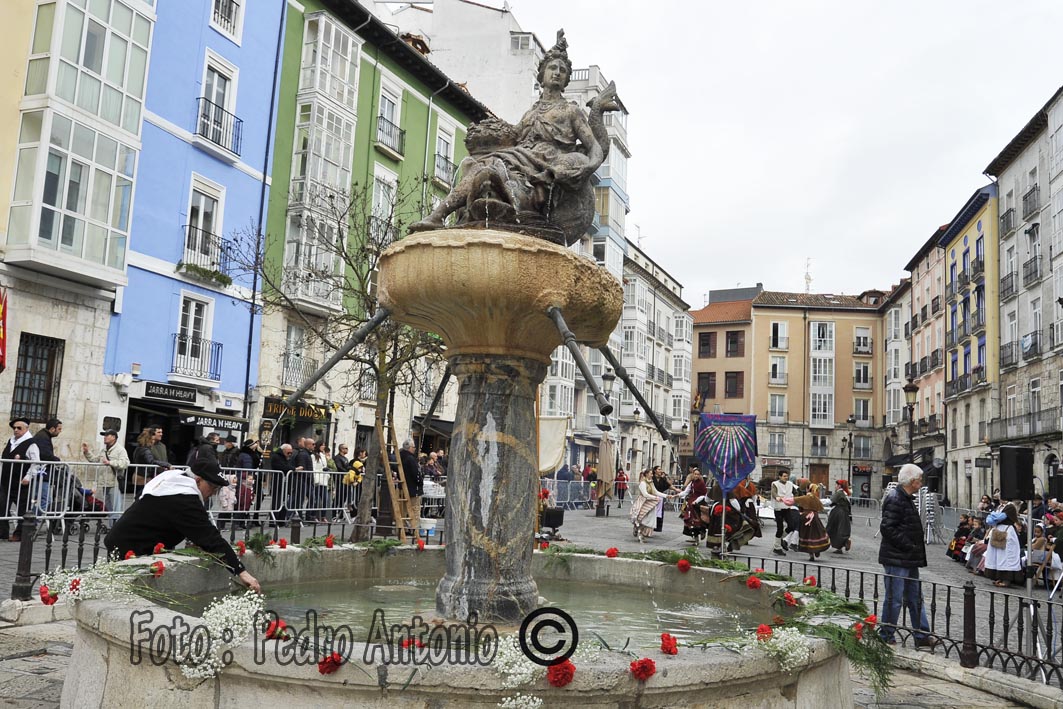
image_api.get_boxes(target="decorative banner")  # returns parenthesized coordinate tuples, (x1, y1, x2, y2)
(694, 413, 758, 494)
(0, 289, 6, 373)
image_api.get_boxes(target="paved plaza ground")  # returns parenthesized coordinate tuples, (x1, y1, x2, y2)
(0, 499, 1057, 706)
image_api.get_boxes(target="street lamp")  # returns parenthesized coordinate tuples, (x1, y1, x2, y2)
(596, 368, 617, 431)
(842, 414, 856, 486)
(903, 378, 919, 464)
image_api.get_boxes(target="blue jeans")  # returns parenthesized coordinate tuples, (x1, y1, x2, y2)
(880, 565, 931, 642)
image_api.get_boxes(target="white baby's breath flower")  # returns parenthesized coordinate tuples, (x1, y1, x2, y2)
(758, 627, 811, 670)
(498, 693, 543, 709)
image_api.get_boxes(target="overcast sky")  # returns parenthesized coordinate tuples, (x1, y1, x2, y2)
(504, 0, 1063, 307)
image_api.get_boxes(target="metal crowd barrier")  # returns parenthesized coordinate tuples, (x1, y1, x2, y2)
(540, 479, 595, 510)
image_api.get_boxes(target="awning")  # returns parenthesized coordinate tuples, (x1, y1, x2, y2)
(413, 415, 453, 438)
(884, 447, 935, 468)
(177, 409, 250, 433)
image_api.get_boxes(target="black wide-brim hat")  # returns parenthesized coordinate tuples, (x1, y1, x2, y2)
(191, 459, 229, 487)
(9, 417, 30, 428)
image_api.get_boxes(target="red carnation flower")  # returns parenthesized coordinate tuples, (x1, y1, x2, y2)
(756, 624, 773, 642)
(123, 550, 136, 560)
(802, 575, 817, 587)
(236, 540, 246, 556)
(153, 543, 165, 555)
(325, 534, 335, 549)
(724, 524, 733, 533)
(267, 540, 275, 547)
(265, 619, 290, 640)
(754, 568, 765, 573)
(629, 657, 656, 681)
(853, 621, 864, 641)
(864, 614, 877, 629)
(149, 561, 165, 578)
(605, 547, 619, 558)
(660, 633, 678, 655)
(317, 651, 343, 675)
(783, 591, 797, 607)
(746, 576, 762, 590)
(540, 542, 549, 550)
(677, 559, 691, 573)
(546, 658, 576, 687)
(278, 538, 288, 549)
(39, 585, 58, 606)
(400, 637, 426, 649)
(539, 488, 551, 500)
(416, 539, 425, 551)
(69, 578, 81, 594)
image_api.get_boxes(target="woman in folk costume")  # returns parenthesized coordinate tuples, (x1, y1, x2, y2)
(793, 482, 830, 560)
(984, 503, 1025, 587)
(678, 466, 709, 539)
(630, 469, 672, 542)
(826, 479, 853, 553)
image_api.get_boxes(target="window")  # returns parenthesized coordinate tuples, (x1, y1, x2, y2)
(623, 326, 635, 356)
(1006, 385, 1016, 418)
(184, 175, 224, 271)
(697, 372, 716, 399)
(768, 432, 785, 456)
(854, 362, 870, 386)
(1030, 378, 1042, 414)
(672, 353, 690, 382)
(434, 126, 455, 184)
(510, 33, 533, 51)
(853, 435, 872, 459)
(769, 394, 785, 420)
(371, 168, 398, 246)
(197, 56, 239, 152)
(210, 0, 242, 43)
(282, 211, 342, 308)
(11, 334, 65, 422)
(673, 315, 691, 343)
(770, 321, 787, 348)
(671, 394, 686, 420)
(810, 392, 833, 425)
(810, 434, 827, 457)
(770, 355, 786, 382)
(888, 308, 901, 340)
(854, 326, 871, 353)
(810, 357, 834, 387)
(725, 330, 744, 357)
(854, 398, 870, 423)
(698, 332, 716, 358)
(811, 321, 834, 351)
(291, 101, 354, 200)
(300, 15, 360, 111)
(889, 349, 901, 380)
(173, 295, 216, 380)
(724, 371, 743, 398)
(52, 0, 152, 132)
(377, 84, 403, 153)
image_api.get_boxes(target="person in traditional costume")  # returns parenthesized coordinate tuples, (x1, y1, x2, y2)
(826, 479, 853, 553)
(678, 465, 709, 539)
(793, 482, 830, 560)
(630, 469, 672, 542)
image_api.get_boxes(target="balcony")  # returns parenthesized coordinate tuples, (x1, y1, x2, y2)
(810, 445, 829, 457)
(1000, 207, 1016, 234)
(946, 281, 958, 301)
(917, 418, 928, 435)
(971, 309, 986, 333)
(1022, 184, 1041, 220)
(854, 377, 872, 390)
(904, 362, 912, 379)
(281, 268, 343, 316)
(433, 153, 457, 187)
(170, 333, 222, 383)
(970, 257, 984, 278)
(945, 379, 958, 399)
(1000, 272, 1018, 300)
(1023, 255, 1043, 287)
(904, 322, 911, 338)
(854, 416, 871, 429)
(281, 351, 319, 390)
(989, 406, 1060, 442)
(930, 348, 942, 369)
(972, 365, 987, 386)
(769, 336, 789, 351)
(769, 372, 788, 386)
(957, 271, 970, 287)
(1021, 330, 1043, 360)
(1000, 341, 1019, 368)
(910, 313, 920, 330)
(181, 225, 232, 282)
(920, 304, 929, 322)
(958, 319, 970, 339)
(927, 413, 941, 433)
(195, 97, 243, 159)
(957, 372, 971, 393)
(212, 0, 240, 35)
(918, 356, 929, 376)
(853, 339, 873, 355)
(945, 329, 957, 348)
(767, 409, 786, 424)
(375, 115, 406, 158)
(931, 295, 941, 314)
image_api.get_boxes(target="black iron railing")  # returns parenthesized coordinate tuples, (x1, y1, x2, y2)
(989, 406, 1061, 441)
(183, 224, 231, 275)
(376, 115, 405, 156)
(281, 351, 319, 390)
(931, 295, 941, 314)
(1023, 255, 1043, 287)
(1001, 341, 1018, 368)
(434, 153, 457, 184)
(212, 0, 240, 35)
(1000, 272, 1018, 300)
(196, 97, 243, 155)
(1000, 207, 1016, 234)
(970, 257, 984, 277)
(1023, 184, 1041, 220)
(1022, 330, 1043, 360)
(170, 333, 223, 380)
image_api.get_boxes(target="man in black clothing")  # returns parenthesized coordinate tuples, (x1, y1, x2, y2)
(33, 418, 62, 462)
(289, 438, 314, 517)
(187, 432, 221, 466)
(105, 459, 261, 593)
(400, 440, 423, 531)
(268, 444, 293, 524)
(2, 418, 40, 541)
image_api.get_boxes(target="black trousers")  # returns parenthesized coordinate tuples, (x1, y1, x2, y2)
(774, 509, 799, 538)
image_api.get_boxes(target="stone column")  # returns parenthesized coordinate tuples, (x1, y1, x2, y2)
(435, 354, 547, 623)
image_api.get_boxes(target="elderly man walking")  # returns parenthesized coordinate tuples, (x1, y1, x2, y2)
(878, 463, 940, 648)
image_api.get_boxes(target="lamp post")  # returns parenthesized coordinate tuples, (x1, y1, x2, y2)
(903, 378, 919, 465)
(842, 414, 856, 486)
(595, 369, 617, 515)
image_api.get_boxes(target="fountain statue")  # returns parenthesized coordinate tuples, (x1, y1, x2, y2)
(380, 30, 624, 622)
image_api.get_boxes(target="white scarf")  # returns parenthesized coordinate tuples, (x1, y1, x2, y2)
(141, 469, 204, 503)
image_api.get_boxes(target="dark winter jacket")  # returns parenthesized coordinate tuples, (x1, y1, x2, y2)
(399, 448, 423, 497)
(878, 485, 927, 568)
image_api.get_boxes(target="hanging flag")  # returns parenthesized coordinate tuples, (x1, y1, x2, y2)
(0, 289, 7, 373)
(694, 413, 758, 494)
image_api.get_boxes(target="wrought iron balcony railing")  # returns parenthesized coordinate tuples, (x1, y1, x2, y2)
(376, 115, 406, 156)
(1023, 255, 1043, 287)
(281, 351, 319, 390)
(1000, 207, 1016, 234)
(434, 153, 457, 185)
(853, 340, 873, 355)
(196, 97, 243, 156)
(183, 225, 232, 275)
(971, 309, 986, 333)
(1021, 330, 1043, 360)
(1022, 184, 1041, 220)
(989, 406, 1060, 442)
(970, 257, 984, 278)
(1000, 272, 1018, 300)
(170, 333, 222, 381)
(931, 295, 941, 314)
(212, 0, 240, 34)
(1000, 341, 1018, 368)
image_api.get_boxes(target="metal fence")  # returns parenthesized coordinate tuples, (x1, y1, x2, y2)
(734, 553, 1063, 688)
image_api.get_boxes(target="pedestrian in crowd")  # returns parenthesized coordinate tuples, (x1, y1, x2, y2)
(977, 494, 993, 514)
(289, 437, 314, 518)
(436, 449, 448, 475)
(424, 451, 442, 482)
(984, 503, 1025, 588)
(965, 516, 989, 574)
(341, 447, 367, 513)
(2, 418, 41, 542)
(793, 482, 829, 561)
(651, 466, 673, 532)
(1031, 494, 1046, 521)
(401, 440, 424, 534)
(131, 428, 170, 498)
(149, 427, 170, 468)
(1026, 522, 1062, 587)
(188, 431, 222, 466)
(614, 468, 628, 509)
(33, 418, 62, 462)
(771, 469, 799, 556)
(826, 479, 853, 554)
(877, 463, 939, 648)
(586, 465, 598, 504)
(630, 469, 672, 542)
(82, 428, 128, 525)
(310, 441, 334, 523)
(105, 459, 261, 593)
(27, 418, 62, 519)
(268, 443, 293, 526)
(218, 435, 240, 469)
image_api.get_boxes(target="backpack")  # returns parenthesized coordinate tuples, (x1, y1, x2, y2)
(989, 526, 1009, 549)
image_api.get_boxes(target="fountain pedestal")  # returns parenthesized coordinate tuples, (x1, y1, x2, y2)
(378, 229, 622, 622)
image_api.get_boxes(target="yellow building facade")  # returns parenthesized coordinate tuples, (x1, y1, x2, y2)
(0, 1, 35, 239)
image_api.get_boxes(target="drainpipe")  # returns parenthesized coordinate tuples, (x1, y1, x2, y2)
(243, 0, 287, 420)
(421, 82, 450, 217)
(801, 309, 808, 477)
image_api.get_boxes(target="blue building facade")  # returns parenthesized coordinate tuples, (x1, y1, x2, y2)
(101, 0, 283, 462)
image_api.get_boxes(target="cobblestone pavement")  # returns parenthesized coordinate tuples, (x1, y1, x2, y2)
(849, 663, 1028, 708)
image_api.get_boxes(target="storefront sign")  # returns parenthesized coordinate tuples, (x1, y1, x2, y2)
(144, 381, 198, 404)
(178, 411, 248, 432)
(760, 457, 792, 467)
(851, 464, 875, 474)
(975, 457, 993, 468)
(263, 396, 329, 422)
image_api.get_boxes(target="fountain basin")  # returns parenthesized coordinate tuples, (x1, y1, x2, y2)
(62, 547, 852, 708)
